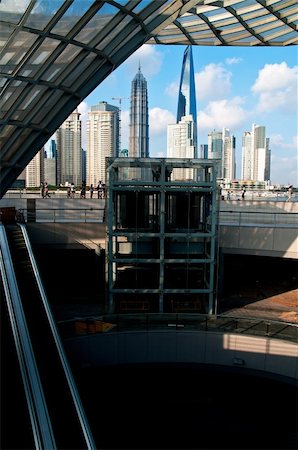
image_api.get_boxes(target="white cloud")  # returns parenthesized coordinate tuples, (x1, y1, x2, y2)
(270, 154, 298, 186)
(149, 107, 176, 135)
(225, 57, 242, 65)
(125, 45, 164, 78)
(165, 81, 179, 97)
(198, 97, 248, 133)
(195, 63, 232, 101)
(252, 62, 298, 113)
(270, 133, 298, 150)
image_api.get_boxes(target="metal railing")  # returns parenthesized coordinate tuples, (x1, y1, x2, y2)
(219, 210, 298, 227)
(58, 313, 298, 344)
(10, 207, 298, 227)
(18, 207, 105, 223)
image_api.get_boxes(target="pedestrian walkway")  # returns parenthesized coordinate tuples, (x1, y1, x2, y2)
(220, 288, 298, 323)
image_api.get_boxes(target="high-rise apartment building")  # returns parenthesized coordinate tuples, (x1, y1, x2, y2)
(167, 115, 196, 180)
(56, 109, 82, 187)
(241, 124, 270, 182)
(176, 45, 198, 155)
(207, 128, 235, 181)
(25, 149, 44, 188)
(86, 101, 119, 186)
(222, 128, 236, 181)
(129, 64, 149, 159)
(44, 139, 57, 186)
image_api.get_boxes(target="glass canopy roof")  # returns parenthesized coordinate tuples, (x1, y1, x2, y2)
(0, 0, 297, 197)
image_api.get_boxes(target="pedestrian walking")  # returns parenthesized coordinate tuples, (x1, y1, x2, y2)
(44, 182, 51, 198)
(70, 183, 75, 198)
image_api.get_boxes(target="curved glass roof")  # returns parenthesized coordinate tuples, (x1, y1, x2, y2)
(0, 0, 297, 197)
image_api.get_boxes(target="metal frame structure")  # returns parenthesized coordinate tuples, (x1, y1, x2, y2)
(106, 157, 219, 315)
(1, 0, 297, 197)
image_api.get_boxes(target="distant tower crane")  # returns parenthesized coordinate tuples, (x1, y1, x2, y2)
(111, 96, 130, 153)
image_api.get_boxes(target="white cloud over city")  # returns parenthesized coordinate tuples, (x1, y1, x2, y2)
(252, 62, 298, 113)
(195, 63, 232, 101)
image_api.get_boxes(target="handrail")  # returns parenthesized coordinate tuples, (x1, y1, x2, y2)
(19, 224, 97, 450)
(0, 225, 56, 450)
(11, 207, 298, 226)
(58, 312, 298, 344)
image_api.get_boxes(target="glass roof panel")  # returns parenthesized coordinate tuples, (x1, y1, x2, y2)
(18, 37, 61, 77)
(24, 0, 65, 30)
(0, 0, 31, 24)
(40, 43, 82, 82)
(0, 23, 16, 52)
(0, 30, 38, 74)
(75, 3, 120, 44)
(51, 0, 95, 36)
(62, 52, 98, 88)
(0, 82, 27, 118)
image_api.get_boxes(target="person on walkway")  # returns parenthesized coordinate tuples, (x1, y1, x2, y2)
(90, 184, 94, 198)
(97, 181, 103, 199)
(80, 183, 86, 198)
(40, 181, 45, 198)
(70, 183, 75, 198)
(43, 182, 51, 198)
(241, 188, 246, 200)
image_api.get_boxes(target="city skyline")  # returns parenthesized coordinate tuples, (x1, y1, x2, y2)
(75, 44, 297, 186)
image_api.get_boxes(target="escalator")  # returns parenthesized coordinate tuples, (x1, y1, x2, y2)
(0, 223, 96, 450)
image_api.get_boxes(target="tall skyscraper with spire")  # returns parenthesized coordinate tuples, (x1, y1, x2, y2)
(129, 64, 149, 159)
(176, 45, 198, 155)
(167, 45, 198, 180)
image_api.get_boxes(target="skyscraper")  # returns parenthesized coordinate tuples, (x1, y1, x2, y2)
(241, 123, 270, 182)
(56, 109, 82, 187)
(176, 45, 198, 155)
(129, 64, 149, 159)
(25, 149, 44, 188)
(207, 128, 236, 181)
(86, 101, 119, 186)
(167, 115, 196, 180)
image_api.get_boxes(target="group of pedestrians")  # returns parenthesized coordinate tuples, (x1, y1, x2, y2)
(66, 181, 106, 198)
(90, 181, 105, 199)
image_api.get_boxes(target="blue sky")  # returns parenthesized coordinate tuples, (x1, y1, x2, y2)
(77, 43, 297, 187)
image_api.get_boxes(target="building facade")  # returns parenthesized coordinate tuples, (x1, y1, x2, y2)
(129, 64, 149, 160)
(176, 45, 198, 155)
(56, 109, 82, 187)
(25, 149, 44, 188)
(241, 123, 270, 182)
(167, 115, 197, 180)
(207, 128, 235, 181)
(86, 101, 119, 187)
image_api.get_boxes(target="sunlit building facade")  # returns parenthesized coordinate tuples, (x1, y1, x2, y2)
(241, 124, 270, 182)
(129, 65, 149, 159)
(86, 101, 119, 186)
(56, 110, 82, 187)
(176, 45, 198, 156)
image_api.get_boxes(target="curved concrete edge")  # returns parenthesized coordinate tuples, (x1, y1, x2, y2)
(65, 330, 298, 382)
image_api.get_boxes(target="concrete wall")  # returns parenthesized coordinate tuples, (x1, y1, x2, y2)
(64, 330, 298, 382)
(219, 225, 298, 258)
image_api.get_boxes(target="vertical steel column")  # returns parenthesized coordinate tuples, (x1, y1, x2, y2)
(158, 160, 166, 313)
(107, 162, 115, 313)
(208, 163, 219, 315)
